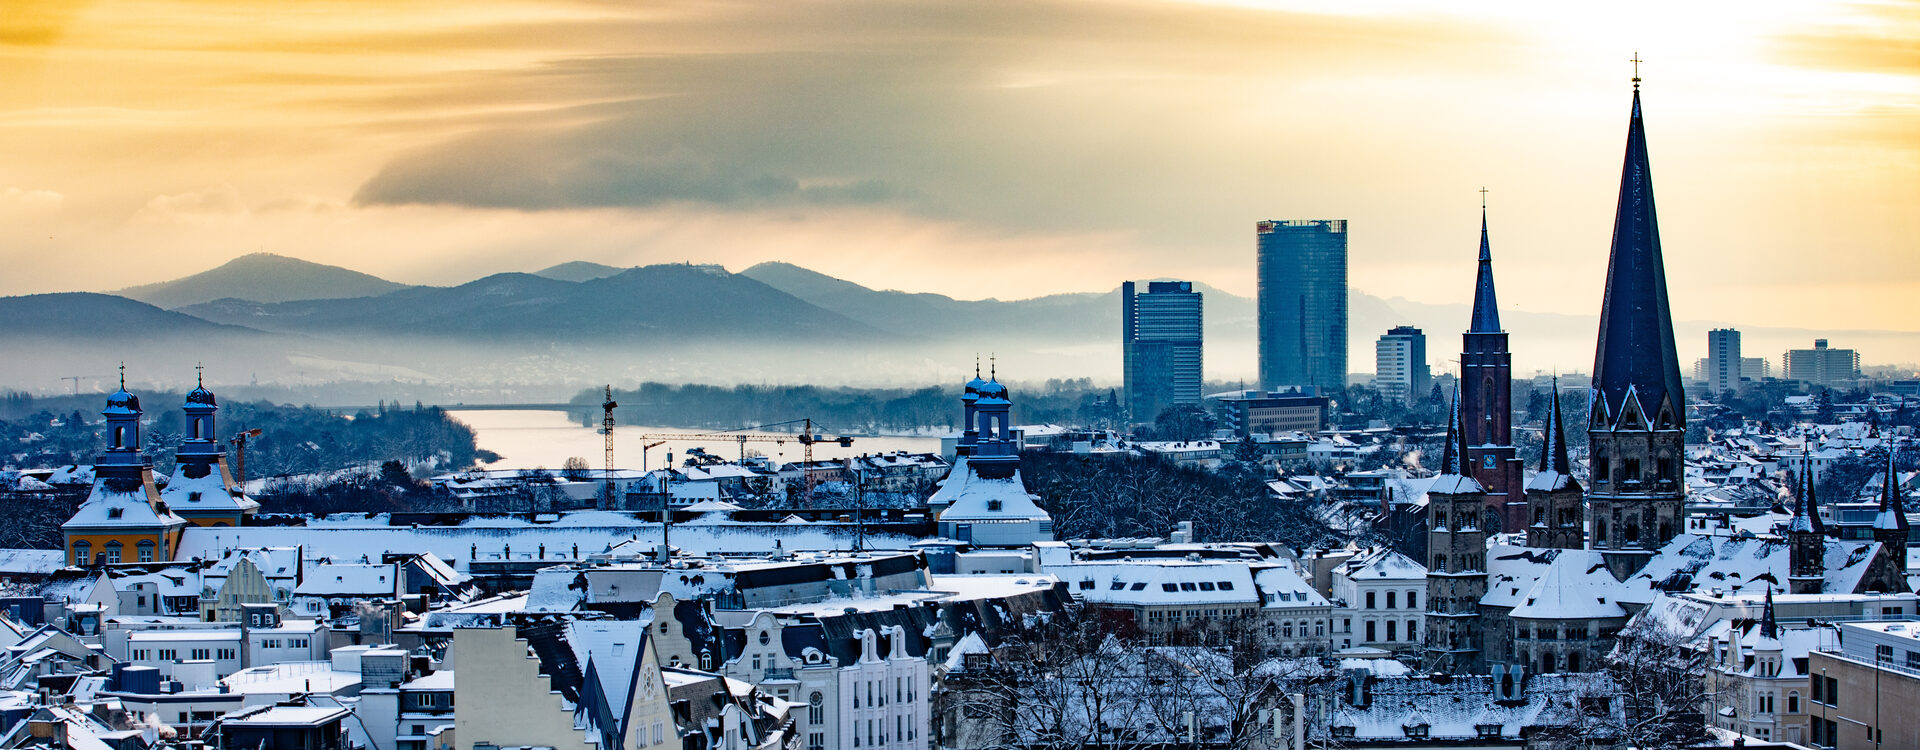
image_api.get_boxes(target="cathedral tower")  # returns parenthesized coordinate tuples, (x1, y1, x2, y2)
(1587, 79, 1688, 581)
(1424, 391, 1488, 674)
(1524, 378, 1584, 549)
(1461, 204, 1525, 532)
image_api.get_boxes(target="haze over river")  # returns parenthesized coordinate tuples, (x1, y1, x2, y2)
(449, 409, 943, 470)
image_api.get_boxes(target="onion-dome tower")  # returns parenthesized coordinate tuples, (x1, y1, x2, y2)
(61, 368, 187, 566)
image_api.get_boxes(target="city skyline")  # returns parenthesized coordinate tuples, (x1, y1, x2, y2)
(1, 1, 1916, 339)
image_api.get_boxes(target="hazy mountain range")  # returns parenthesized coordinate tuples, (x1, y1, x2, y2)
(2, 253, 1912, 397)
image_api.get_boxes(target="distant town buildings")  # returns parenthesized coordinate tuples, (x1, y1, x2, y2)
(1121, 280, 1203, 420)
(1207, 387, 1328, 436)
(1785, 338, 1862, 388)
(1372, 326, 1429, 405)
(1256, 219, 1348, 396)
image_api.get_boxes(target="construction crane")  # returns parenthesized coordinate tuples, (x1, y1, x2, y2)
(59, 375, 105, 396)
(229, 428, 263, 488)
(601, 386, 618, 508)
(637, 418, 853, 505)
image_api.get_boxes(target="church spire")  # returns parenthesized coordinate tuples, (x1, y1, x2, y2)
(1440, 385, 1466, 477)
(1540, 377, 1571, 475)
(1591, 78, 1685, 431)
(1469, 194, 1500, 334)
(1760, 587, 1778, 640)
(1874, 446, 1908, 542)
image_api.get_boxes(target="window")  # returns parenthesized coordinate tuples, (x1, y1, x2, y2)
(1162, 583, 1178, 592)
(759, 630, 771, 646)
(1624, 458, 1640, 480)
(1365, 621, 1376, 642)
(132, 649, 149, 660)
(1407, 591, 1418, 608)
(190, 648, 209, 660)
(158, 649, 177, 661)
(1217, 581, 1233, 590)
(1787, 692, 1800, 714)
(104, 541, 123, 564)
(138, 540, 155, 563)
(1198, 581, 1215, 591)
(1365, 592, 1376, 609)
(1595, 458, 1610, 482)
(1179, 582, 1197, 591)
(71, 542, 90, 566)
(808, 732, 825, 750)
(1386, 591, 1397, 609)
(1386, 621, 1397, 641)
(1877, 644, 1894, 664)
(808, 693, 824, 724)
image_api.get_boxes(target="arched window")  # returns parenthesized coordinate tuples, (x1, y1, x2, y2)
(808, 692, 824, 724)
(1787, 692, 1800, 714)
(72, 542, 91, 567)
(191, 418, 202, 440)
(103, 540, 123, 565)
(137, 540, 155, 563)
(113, 426, 126, 449)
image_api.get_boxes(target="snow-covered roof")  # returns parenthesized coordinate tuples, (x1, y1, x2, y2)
(294, 563, 399, 597)
(1622, 533, 1885, 606)
(61, 482, 185, 532)
(1048, 561, 1259, 607)
(1253, 566, 1330, 608)
(930, 457, 1051, 523)
(178, 513, 913, 572)
(1506, 550, 1629, 620)
(0, 549, 64, 575)
(943, 631, 989, 673)
(158, 464, 258, 514)
(1341, 549, 1426, 581)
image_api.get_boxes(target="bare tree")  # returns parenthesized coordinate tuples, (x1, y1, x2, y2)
(1584, 619, 1710, 750)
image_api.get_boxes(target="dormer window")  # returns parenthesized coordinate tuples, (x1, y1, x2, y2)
(986, 499, 1003, 511)
(1403, 723, 1430, 739)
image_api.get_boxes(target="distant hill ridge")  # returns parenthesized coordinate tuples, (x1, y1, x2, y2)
(117, 253, 409, 308)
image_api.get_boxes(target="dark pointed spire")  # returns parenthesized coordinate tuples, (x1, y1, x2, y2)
(1592, 80, 1685, 431)
(1540, 377, 1571, 475)
(1876, 447, 1908, 534)
(1440, 385, 1468, 477)
(1469, 201, 1501, 333)
(1760, 587, 1778, 640)
(1788, 467, 1817, 534)
(1801, 449, 1826, 535)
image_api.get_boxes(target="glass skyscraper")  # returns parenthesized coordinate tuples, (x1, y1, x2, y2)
(1256, 219, 1348, 395)
(1122, 280, 1203, 420)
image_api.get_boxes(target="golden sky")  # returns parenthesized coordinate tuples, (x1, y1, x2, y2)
(1, 0, 1916, 336)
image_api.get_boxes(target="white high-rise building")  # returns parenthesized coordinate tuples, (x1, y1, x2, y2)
(1707, 328, 1741, 394)
(1373, 326, 1428, 404)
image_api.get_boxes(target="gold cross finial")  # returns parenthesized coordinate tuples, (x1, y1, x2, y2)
(118, 362, 125, 389)
(1479, 186, 1488, 208)
(195, 362, 204, 388)
(990, 353, 996, 381)
(1631, 52, 1642, 88)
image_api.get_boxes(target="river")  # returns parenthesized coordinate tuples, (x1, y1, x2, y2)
(448, 409, 944, 470)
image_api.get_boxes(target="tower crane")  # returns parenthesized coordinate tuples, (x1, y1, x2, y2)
(636, 418, 853, 505)
(601, 386, 617, 507)
(229, 428, 263, 488)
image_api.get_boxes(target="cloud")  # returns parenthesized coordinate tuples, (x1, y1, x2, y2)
(0, 187, 64, 214)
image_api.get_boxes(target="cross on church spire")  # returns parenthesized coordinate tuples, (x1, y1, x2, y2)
(118, 362, 125, 390)
(1631, 52, 1642, 88)
(196, 362, 204, 388)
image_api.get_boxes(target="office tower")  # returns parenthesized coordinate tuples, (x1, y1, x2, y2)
(1706, 328, 1741, 394)
(1122, 281, 1203, 421)
(1588, 80, 1688, 581)
(1461, 207, 1525, 532)
(1373, 326, 1429, 405)
(1256, 220, 1348, 395)
(1784, 339, 1861, 388)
